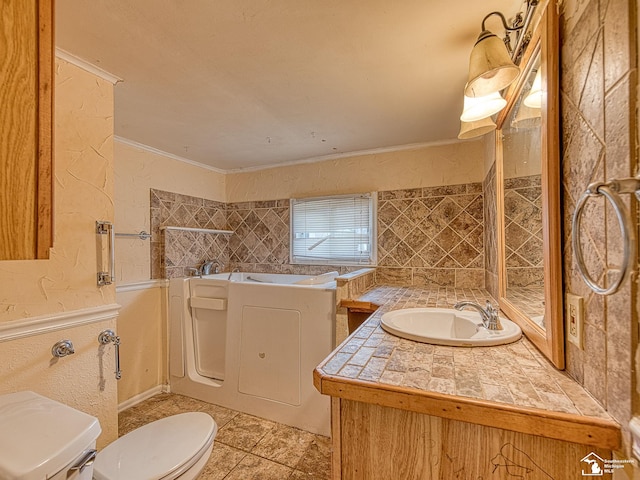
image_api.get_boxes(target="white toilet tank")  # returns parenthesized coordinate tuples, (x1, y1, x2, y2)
(0, 391, 102, 480)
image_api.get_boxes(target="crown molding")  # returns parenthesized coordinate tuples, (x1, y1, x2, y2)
(55, 48, 123, 84)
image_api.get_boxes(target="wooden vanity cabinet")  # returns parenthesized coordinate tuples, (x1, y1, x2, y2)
(332, 398, 616, 480)
(0, 0, 54, 260)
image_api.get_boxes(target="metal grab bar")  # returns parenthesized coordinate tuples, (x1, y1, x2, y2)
(98, 329, 122, 380)
(96, 221, 115, 286)
(572, 180, 637, 295)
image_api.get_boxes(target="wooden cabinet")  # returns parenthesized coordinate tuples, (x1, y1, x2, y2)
(332, 398, 616, 480)
(0, 0, 53, 260)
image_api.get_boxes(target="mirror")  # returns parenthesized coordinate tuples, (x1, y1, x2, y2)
(496, 1, 564, 368)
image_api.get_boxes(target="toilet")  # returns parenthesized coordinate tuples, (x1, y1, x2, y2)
(0, 391, 217, 480)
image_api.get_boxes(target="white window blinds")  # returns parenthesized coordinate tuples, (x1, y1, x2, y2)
(290, 193, 376, 265)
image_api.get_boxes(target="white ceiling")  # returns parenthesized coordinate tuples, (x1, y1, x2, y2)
(55, 1, 522, 171)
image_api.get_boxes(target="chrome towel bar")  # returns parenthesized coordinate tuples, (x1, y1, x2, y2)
(115, 230, 151, 240)
(572, 178, 638, 295)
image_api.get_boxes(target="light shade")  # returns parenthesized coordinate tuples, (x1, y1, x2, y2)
(458, 117, 496, 139)
(460, 91, 506, 122)
(511, 102, 541, 129)
(524, 69, 542, 108)
(465, 31, 521, 98)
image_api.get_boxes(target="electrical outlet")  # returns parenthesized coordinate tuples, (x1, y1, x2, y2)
(566, 293, 584, 349)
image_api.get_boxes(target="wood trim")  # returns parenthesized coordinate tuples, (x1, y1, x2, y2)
(314, 371, 621, 450)
(331, 397, 342, 480)
(339, 299, 380, 311)
(36, 0, 54, 258)
(495, 2, 565, 369)
(0, 303, 121, 343)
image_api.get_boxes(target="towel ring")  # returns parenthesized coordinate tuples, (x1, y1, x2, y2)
(572, 182, 635, 295)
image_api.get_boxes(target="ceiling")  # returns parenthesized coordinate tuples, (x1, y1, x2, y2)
(55, 1, 522, 172)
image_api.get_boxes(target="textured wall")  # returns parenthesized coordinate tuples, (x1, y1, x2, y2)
(0, 59, 116, 322)
(114, 140, 226, 283)
(226, 141, 485, 203)
(560, 0, 637, 451)
(0, 58, 118, 447)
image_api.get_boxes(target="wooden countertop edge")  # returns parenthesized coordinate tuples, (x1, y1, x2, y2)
(338, 299, 380, 311)
(313, 369, 621, 450)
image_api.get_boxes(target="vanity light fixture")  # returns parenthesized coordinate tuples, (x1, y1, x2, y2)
(457, 0, 539, 139)
(458, 116, 497, 140)
(460, 91, 507, 123)
(464, 12, 521, 98)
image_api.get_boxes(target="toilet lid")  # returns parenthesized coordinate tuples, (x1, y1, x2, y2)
(93, 412, 216, 480)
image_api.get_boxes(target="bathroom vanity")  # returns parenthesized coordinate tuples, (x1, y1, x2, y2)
(314, 285, 621, 479)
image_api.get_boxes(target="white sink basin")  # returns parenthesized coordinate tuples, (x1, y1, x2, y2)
(380, 308, 521, 347)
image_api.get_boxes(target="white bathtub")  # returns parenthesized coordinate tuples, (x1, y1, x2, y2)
(169, 272, 337, 436)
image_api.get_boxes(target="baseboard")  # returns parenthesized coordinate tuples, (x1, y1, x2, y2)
(118, 384, 170, 412)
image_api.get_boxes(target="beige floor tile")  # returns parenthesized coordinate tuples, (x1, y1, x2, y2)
(288, 469, 329, 480)
(194, 402, 239, 429)
(216, 413, 277, 451)
(118, 412, 154, 437)
(252, 424, 315, 468)
(198, 443, 247, 480)
(222, 453, 293, 480)
(119, 393, 331, 480)
(294, 435, 331, 479)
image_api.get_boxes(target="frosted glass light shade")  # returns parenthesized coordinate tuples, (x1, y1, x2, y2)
(524, 69, 542, 108)
(511, 102, 541, 129)
(465, 31, 520, 98)
(460, 92, 506, 122)
(458, 117, 496, 139)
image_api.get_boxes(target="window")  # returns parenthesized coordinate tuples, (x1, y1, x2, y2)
(290, 193, 376, 265)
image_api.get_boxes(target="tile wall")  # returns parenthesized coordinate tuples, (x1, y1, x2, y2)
(150, 183, 486, 287)
(150, 189, 228, 279)
(376, 184, 485, 288)
(504, 174, 543, 288)
(484, 162, 499, 299)
(560, 0, 637, 448)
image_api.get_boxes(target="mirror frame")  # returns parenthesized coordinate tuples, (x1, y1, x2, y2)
(495, 2, 564, 368)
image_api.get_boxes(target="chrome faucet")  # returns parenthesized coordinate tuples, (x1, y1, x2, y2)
(201, 260, 222, 275)
(454, 300, 503, 331)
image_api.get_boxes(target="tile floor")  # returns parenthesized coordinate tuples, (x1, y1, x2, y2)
(119, 393, 331, 479)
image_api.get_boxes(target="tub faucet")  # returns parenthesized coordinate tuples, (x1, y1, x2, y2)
(454, 300, 502, 331)
(202, 260, 222, 275)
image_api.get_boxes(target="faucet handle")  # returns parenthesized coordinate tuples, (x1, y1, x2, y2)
(484, 301, 502, 330)
(186, 267, 202, 277)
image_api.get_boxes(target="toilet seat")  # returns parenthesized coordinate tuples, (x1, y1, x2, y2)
(93, 412, 217, 480)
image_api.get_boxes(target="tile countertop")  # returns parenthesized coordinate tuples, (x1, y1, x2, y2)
(313, 285, 621, 450)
